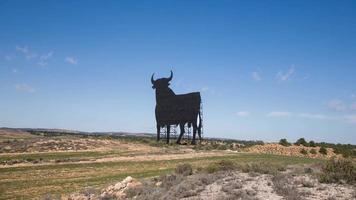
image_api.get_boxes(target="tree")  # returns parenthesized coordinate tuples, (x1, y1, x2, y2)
(279, 138, 291, 146)
(309, 140, 316, 147)
(295, 138, 308, 146)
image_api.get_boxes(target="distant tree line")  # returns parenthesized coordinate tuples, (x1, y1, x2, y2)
(279, 138, 356, 158)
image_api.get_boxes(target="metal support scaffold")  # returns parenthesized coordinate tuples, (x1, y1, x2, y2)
(158, 102, 204, 143)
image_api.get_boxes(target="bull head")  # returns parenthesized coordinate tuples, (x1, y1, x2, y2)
(151, 70, 173, 89)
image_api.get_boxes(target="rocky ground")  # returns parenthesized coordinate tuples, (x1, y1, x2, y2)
(65, 164, 355, 200)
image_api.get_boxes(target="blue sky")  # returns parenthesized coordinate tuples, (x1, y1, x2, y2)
(1, 0, 356, 144)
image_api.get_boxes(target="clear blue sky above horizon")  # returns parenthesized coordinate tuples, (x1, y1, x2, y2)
(1, 0, 356, 144)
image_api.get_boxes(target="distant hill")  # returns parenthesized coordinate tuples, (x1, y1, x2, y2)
(0, 127, 38, 139)
(0, 127, 156, 138)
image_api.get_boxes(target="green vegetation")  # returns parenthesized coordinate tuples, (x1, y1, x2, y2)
(175, 163, 193, 176)
(309, 140, 316, 147)
(319, 146, 328, 155)
(318, 158, 355, 184)
(300, 149, 308, 155)
(310, 149, 317, 154)
(0, 153, 319, 199)
(204, 159, 287, 175)
(279, 139, 291, 147)
(0, 151, 125, 164)
(279, 137, 356, 158)
(294, 138, 308, 146)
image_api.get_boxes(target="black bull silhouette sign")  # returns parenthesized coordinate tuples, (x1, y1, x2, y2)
(151, 71, 202, 144)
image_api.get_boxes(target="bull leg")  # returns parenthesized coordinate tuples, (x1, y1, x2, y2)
(166, 125, 170, 144)
(156, 124, 160, 141)
(176, 123, 185, 144)
(191, 123, 197, 145)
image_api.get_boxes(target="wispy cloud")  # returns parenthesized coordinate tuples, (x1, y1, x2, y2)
(236, 111, 250, 117)
(38, 51, 54, 66)
(298, 113, 336, 120)
(276, 66, 295, 81)
(65, 56, 78, 65)
(267, 111, 291, 117)
(345, 115, 356, 124)
(327, 99, 347, 112)
(15, 45, 29, 54)
(15, 45, 37, 59)
(4, 55, 14, 61)
(15, 84, 36, 93)
(350, 102, 356, 111)
(251, 71, 261, 81)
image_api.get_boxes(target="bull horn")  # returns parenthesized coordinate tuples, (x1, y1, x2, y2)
(167, 70, 173, 81)
(151, 73, 155, 84)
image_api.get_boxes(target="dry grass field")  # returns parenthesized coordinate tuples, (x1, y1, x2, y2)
(0, 128, 354, 200)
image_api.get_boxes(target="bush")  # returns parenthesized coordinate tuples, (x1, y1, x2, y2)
(310, 149, 317, 154)
(300, 149, 308, 155)
(204, 160, 235, 173)
(238, 162, 285, 175)
(318, 158, 356, 184)
(295, 138, 308, 146)
(205, 164, 219, 173)
(279, 139, 291, 147)
(217, 144, 228, 150)
(309, 140, 316, 147)
(175, 163, 193, 176)
(319, 147, 328, 155)
(217, 160, 235, 171)
(272, 174, 301, 199)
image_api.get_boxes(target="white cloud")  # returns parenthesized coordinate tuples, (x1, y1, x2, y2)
(65, 57, 78, 65)
(267, 111, 291, 117)
(38, 51, 54, 66)
(251, 71, 261, 81)
(15, 45, 29, 54)
(15, 84, 36, 93)
(345, 115, 356, 124)
(15, 45, 37, 59)
(327, 99, 347, 111)
(298, 113, 336, 120)
(236, 111, 250, 117)
(276, 66, 295, 81)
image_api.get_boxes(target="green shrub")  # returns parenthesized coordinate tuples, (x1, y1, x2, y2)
(205, 164, 219, 173)
(175, 163, 193, 176)
(300, 149, 308, 155)
(204, 160, 236, 173)
(295, 138, 308, 146)
(216, 144, 228, 150)
(310, 149, 317, 154)
(319, 147, 327, 155)
(237, 162, 285, 175)
(318, 159, 356, 184)
(309, 140, 316, 147)
(217, 160, 235, 171)
(279, 139, 291, 147)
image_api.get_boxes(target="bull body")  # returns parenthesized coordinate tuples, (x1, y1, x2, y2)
(151, 71, 202, 144)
